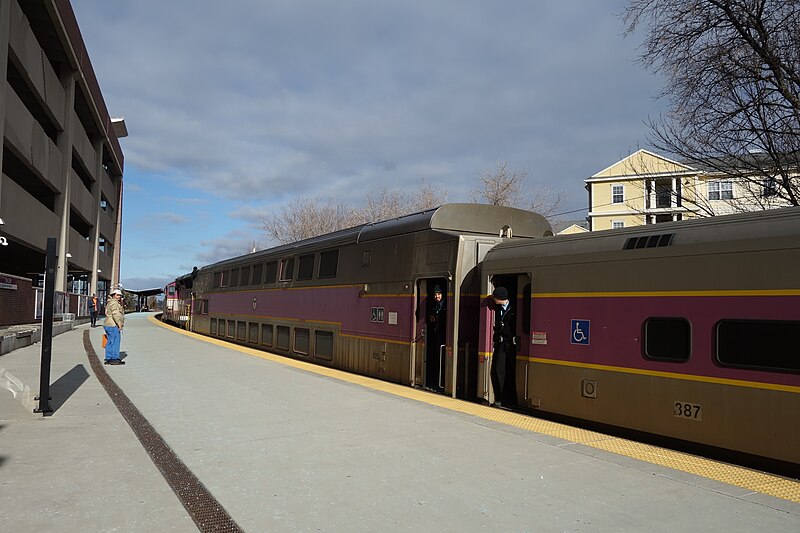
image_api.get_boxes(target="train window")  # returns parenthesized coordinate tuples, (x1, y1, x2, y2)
(264, 262, 277, 284)
(261, 324, 273, 347)
(227, 320, 235, 338)
(201, 300, 209, 315)
(294, 328, 310, 355)
(210, 318, 217, 334)
(279, 259, 294, 281)
(276, 326, 290, 350)
(230, 268, 239, 287)
(716, 320, 800, 372)
(362, 250, 371, 267)
(624, 234, 675, 250)
(237, 321, 246, 341)
(252, 263, 263, 285)
(213, 272, 221, 288)
(297, 254, 314, 281)
(315, 331, 334, 359)
(319, 250, 339, 278)
(217, 319, 225, 336)
(248, 322, 259, 344)
(239, 266, 250, 286)
(643, 318, 691, 362)
(657, 233, 675, 246)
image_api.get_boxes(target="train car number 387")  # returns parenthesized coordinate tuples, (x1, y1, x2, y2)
(674, 401, 702, 421)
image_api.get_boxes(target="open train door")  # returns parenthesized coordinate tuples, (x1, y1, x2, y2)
(413, 277, 449, 393)
(515, 275, 532, 407)
(481, 274, 531, 406)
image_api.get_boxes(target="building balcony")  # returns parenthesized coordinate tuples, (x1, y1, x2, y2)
(3, 88, 64, 193)
(69, 170, 97, 225)
(7, 0, 66, 129)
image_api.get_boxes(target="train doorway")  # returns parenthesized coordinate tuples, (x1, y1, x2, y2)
(485, 274, 530, 406)
(414, 277, 449, 393)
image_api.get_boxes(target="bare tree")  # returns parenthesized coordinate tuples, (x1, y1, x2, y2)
(360, 187, 406, 223)
(412, 180, 448, 212)
(261, 181, 448, 245)
(356, 180, 448, 224)
(261, 196, 358, 245)
(471, 160, 564, 217)
(472, 161, 524, 206)
(623, 0, 800, 208)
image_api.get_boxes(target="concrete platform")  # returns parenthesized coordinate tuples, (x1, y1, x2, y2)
(1, 313, 798, 532)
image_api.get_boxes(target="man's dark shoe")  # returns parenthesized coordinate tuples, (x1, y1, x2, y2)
(108, 359, 125, 365)
(104, 359, 111, 365)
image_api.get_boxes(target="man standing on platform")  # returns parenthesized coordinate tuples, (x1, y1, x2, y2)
(103, 289, 125, 365)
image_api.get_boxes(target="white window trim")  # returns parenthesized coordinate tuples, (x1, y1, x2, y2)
(611, 184, 624, 204)
(708, 180, 734, 201)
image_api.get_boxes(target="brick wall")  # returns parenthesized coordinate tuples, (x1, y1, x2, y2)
(0, 274, 36, 326)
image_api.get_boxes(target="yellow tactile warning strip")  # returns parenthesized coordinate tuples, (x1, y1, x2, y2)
(149, 316, 800, 503)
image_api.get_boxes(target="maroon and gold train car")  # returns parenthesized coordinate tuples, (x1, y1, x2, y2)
(162, 270, 197, 328)
(479, 207, 800, 472)
(184, 204, 552, 399)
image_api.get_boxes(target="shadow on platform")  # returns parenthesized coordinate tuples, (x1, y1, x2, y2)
(47, 364, 90, 414)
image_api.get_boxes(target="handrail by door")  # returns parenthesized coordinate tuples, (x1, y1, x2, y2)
(484, 353, 491, 401)
(524, 362, 529, 400)
(439, 344, 446, 389)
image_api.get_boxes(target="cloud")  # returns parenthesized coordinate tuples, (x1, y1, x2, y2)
(154, 213, 188, 225)
(75, 0, 665, 216)
(119, 276, 173, 291)
(72, 0, 669, 280)
(195, 228, 264, 265)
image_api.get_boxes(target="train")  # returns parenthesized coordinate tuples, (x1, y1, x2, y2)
(163, 203, 800, 475)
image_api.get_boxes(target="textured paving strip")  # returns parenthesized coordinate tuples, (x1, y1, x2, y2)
(83, 330, 243, 532)
(150, 316, 800, 504)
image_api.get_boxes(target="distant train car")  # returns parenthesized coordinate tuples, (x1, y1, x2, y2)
(161, 270, 196, 328)
(186, 204, 551, 397)
(478, 206, 800, 471)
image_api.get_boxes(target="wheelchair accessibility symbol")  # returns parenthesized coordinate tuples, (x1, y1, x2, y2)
(571, 319, 590, 345)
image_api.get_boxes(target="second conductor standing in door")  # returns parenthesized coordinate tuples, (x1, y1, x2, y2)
(426, 285, 447, 390)
(491, 286, 516, 407)
(427, 285, 446, 348)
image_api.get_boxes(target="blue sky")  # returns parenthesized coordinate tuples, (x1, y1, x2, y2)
(70, 0, 666, 290)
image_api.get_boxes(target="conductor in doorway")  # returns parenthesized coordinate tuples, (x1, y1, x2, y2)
(491, 286, 516, 407)
(427, 285, 446, 347)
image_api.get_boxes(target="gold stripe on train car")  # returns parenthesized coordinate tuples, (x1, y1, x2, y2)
(212, 314, 342, 326)
(526, 357, 800, 394)
(150, 316, 800, 504)
(532, 289, 800, 298)
(338, 332, 412, 345)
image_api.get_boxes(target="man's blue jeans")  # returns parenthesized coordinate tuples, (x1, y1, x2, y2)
(103, 326, 121, 361)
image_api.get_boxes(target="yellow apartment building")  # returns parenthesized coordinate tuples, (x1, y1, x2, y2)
(585, 149, 791, 231)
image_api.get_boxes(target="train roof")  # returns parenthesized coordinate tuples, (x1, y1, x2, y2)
(485, 206, 800, 262)
(198, 203, 552, 271)
(357, 203, 551, 241)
